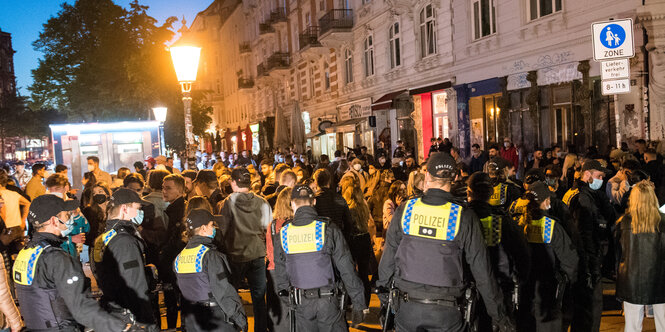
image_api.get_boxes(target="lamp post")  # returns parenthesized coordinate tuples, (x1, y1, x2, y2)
(152, 107, 167, 156)
(170, 45, 201, 170)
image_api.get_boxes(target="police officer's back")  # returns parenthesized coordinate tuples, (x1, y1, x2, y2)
(273, 184, 368, 331)
(377, 153, 515, 331)
(14, 195, 138, 332)
(518, 182, 577, 332)
(466, 172, 530, 329)
(91, 189, 156, 329)
(174, 209, 247, 332)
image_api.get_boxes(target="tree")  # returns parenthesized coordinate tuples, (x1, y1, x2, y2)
(164, 90, 214, 152)
(29, 0, 214, 151)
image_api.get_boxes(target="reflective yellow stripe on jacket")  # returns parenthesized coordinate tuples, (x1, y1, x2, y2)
(280, 221, 326, 254)
(175, 245, 209, 274)
(13, 246, 46, 286)
(400, 198, 461, 241)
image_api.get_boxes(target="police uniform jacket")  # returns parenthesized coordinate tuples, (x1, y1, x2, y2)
(377, 188, 508, 320)
(566, 180, 616, 286)
(523, 213, 578, 284)
(15, 232, 127, 331)
(174, 235, 247, 327)
(468, 201, 531, 283)
(273, 205, 368, 310)
(92, 219, 154, 325)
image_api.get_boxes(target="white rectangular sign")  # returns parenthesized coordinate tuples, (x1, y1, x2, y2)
(601, 78, 631, 95)
(601, 59, 630, 80)
(592, 19, 634, 61)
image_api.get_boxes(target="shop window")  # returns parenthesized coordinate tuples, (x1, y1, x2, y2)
(344, 49, 354, 84)
(364, 35, 375, 77)
(389, 22, 401, 68)
(419, 4, 437, 58)
(472, 0, 496, 40)
(528, 0, 562, 21)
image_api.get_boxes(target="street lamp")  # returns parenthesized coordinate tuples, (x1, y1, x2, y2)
(152, 107, 167, 156)
(170, 45, 201, 170)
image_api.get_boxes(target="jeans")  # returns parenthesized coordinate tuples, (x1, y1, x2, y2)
(624, 302, 665, 332)
(230, 257, 267, 332)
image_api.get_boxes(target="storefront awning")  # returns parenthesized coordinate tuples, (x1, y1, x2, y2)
(325, 118, 365, 134)
(409, 81, 452, 95)
(306, 131, 326, 139)
(371, 90, 408, 111)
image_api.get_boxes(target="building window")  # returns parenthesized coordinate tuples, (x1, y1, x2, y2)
(309, 67, 315, 98)
(528, 0, 562, 21)
(419, 4, 437, 58)
(389, 22, 401, 68)
(472, 0, 496, 40)
(364, 36, 375, 77)
(344, 49, 354, 84)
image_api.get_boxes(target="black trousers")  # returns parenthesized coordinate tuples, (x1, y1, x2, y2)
(570, 280, 603, 332)
(395, 301, 465, 332)
(348, 233, 373, 307)
(294, 296, 347, 332)
(182, 304, 236, 332)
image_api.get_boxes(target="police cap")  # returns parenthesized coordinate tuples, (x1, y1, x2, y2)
(426, 152, 456, 178)
(110, 188, 143, 206)
(28, 195, 79, 227)
(291, 184, 314, 200)
(186, 208, 222, 230)
(526, 181, 554, 202)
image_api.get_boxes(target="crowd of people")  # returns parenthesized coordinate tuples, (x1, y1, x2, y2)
(0, 135, 662, 332)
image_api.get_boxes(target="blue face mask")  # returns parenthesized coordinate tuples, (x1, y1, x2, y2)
(589, 178, 603, 190)
(208, 228, 217, 239)
(59, 217, 75, 237)
(131, 209, 145, 225)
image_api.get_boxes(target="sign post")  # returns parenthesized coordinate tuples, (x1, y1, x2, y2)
(591, 18, 634, 95)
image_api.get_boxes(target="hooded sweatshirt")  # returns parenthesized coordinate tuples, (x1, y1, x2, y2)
(219, 192, 272, 262)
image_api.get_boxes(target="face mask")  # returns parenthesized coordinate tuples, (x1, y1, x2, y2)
(208, 228, 217, 239)
(545, 177, 557, 186)
(87, 164, 95, 172)
(544, 204, 551, 211)
(589, 178, 603, 190)
(131, 209, 145, 225)
(399, 161, 404, 167)
(93, 194, 107, 204)
(353, 164, 362, 171)
(504, 142, 510, 148)
(557, 152, 564, 158)
(59, 217, 75, 237)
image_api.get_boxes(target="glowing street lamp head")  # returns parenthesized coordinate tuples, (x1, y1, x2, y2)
(152, 107, 168, 123)
(170, 46, 201, 83)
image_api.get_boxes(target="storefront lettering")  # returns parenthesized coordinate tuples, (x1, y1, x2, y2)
(337, 98, 372, 122)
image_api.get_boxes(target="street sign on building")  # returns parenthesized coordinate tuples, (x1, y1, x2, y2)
(591, 19, 634, 61)
(602, 78, 631, 95)
(601, 59, 630, 80)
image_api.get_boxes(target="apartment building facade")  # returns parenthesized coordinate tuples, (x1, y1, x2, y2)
(187, 0, 664, 160)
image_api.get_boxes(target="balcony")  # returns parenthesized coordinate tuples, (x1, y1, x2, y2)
(299, 26, 322, 50)
(266, 52, 291, 77)
(238, 77, 254, 89)
(319, 9, 353, 37)
(257, 63, 268, 78)
(239, 42, 251, 55)
(259, 22, 275, 35)
(270, 7, 288, 26)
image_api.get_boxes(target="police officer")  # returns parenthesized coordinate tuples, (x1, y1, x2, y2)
(174, 208, 248, 332)
(377, 152, 515, 331)
(563, 160, 616, 332)
(273, 184, 368, 331)
(14, 195, 140, 332)
(92, 188, 157, 330)
(466, 172, 530, 331)
(517, 181, 578, 332)
(487, 158, 522, 212)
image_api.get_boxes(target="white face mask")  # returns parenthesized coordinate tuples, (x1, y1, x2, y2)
(87, 164, 95, 172)
(353, 164, 362, 171)
(504, 142, 510, 148)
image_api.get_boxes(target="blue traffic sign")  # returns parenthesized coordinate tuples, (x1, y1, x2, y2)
(600, 24, 625, 49)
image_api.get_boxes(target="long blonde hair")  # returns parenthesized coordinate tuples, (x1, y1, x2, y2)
(273, 187, 294, 220)
(340, 176, 370, 233)
(628, 180, 661, 234)
(561, 153, 577, 181)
